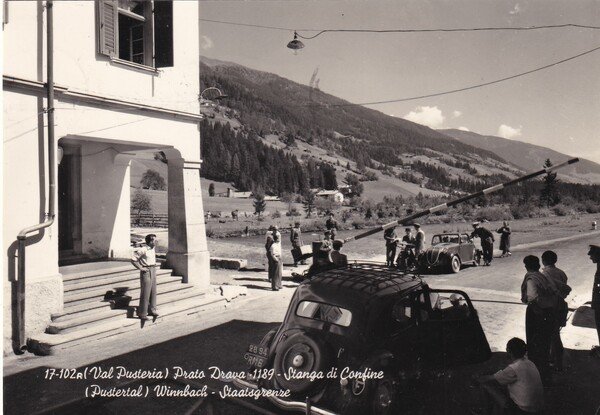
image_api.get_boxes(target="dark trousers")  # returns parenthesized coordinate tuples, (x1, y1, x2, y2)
(138, 266, 157, 317)
(526, 305, 555, 382)
(386, 245, 397, 267)
(550, 325, 564, 370)
(479, 382, 533, 415)
(481, 239, 494, 264)
(595, 304, 600, 344)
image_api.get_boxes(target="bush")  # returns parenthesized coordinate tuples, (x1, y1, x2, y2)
(473, 206, 512, 222)
(552, 204, 572, 217)
(286, 207, 301, 217)
(271, 210, 282, 219)
(584, 201, 600, 214)
(352, 218, 366, 229)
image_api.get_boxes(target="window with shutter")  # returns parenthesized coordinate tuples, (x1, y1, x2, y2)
(98, 0, 118, 57)
(96, 0, 173, 69)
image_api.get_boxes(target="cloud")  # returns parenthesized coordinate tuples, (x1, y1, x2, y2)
(200, 35, 214, 50)
(453, 110, 462, 118)
(458, 126, 470, 131)
(497, 124, 522, 139)
(509, 3, 521, 15)
(403, 106, 445, 128)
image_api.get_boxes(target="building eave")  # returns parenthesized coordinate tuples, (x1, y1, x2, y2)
(3, 75, 203, 123)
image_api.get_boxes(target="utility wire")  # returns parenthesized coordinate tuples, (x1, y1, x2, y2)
(322, 44, 600, 106)
(199, 18, 600, 36)
(296, 23, 600, 39)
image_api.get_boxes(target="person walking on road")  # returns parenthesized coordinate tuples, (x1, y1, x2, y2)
(588, 244, 600, 358)
(541, 250, 571, 371)
(497, 221, 512, 257)
(471, 222, 495, 266)
(269, 231, 283, 291)
(131, 234, 159, 321)
(521, 255, 559, 383)
(384, 226, 399, 267)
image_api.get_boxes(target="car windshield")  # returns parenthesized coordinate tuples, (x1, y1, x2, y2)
(432, 234, 459, 245)
(296, 301, 352, 327)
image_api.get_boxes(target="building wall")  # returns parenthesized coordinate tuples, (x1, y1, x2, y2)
(3, 0, 200, 113)
(2, 0, 206, 354)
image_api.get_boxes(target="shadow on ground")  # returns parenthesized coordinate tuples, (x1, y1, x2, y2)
(4, 320, 600, 415)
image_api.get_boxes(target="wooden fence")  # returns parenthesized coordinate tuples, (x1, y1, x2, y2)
(132, 213, 168, 228)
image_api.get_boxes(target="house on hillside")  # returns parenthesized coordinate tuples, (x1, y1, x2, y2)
(3, 0, 209, 354)
(316, 190, 344, 204)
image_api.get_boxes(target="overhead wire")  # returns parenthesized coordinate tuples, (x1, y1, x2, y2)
(198, 18, 600, 36)
(301, 44, 600, 107)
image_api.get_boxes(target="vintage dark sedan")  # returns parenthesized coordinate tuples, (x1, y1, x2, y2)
(234, 263, 491, 415)
(420, 233, 481, 273)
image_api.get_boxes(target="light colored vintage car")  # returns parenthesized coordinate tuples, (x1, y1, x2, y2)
(420, 233, 481, 273)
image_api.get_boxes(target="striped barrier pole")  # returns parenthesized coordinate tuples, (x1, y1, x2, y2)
(343, 158, 579, 244)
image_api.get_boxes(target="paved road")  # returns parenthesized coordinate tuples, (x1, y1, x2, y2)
(4, 234, 600, 415)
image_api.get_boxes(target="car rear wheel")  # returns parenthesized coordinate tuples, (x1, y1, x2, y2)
(450, 256, 461, 273)
(273, 333, 330, 394)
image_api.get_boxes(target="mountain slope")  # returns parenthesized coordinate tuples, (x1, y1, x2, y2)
(199, 58, 531, 198)
(439, 129, 600, 184)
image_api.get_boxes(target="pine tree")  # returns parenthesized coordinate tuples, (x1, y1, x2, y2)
(302, 190, 316, 218)
(540, 159, 560, 207)
(253, 190, 267, 218)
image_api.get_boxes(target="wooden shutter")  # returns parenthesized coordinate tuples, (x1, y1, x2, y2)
(154, 0, 173, 68)
(97, 0, 118, 57)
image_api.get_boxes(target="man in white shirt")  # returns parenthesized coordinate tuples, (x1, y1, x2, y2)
(541, 250, 571, 371)
(131, 234, 159, 321)
(475, 337, 544, 414)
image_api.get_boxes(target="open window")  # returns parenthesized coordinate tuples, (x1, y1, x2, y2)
(97, 0, 173, 69)
(415, 289, 491, 367)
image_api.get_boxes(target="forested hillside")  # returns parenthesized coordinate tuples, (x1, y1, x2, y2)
(200, 120, 337, 195)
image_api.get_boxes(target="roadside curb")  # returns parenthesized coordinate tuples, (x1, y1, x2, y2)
(510, 230, 599, 252)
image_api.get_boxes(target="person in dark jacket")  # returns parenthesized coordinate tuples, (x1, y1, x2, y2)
(290, 222, 303, 267)
(521, 255, 559, 383)
(588, 244, 600, 358)
(384, 226, 399, 267)
(497, 221, 512, 257)
(325, 212, 339, 240)
(471, 222, 495, 266)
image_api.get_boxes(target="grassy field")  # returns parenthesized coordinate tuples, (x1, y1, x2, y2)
(203, 213, 600, 268)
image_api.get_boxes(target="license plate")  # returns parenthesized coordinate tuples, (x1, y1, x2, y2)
(244, 344, 269, 368)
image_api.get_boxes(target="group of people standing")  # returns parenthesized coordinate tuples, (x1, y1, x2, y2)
(476, 244, 600, 415)
(521, 245, 600, 372)
(384, 223, 425, 268)
(384, 220, 513, 269)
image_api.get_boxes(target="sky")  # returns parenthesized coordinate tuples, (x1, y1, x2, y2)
(198, 0, 600, 164)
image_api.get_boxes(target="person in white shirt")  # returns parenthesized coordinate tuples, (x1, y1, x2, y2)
(131, 234, 159, 321)
(541, 250, 571, 371)
(269, 231, 283, 291)
(475, 337, 544, 414)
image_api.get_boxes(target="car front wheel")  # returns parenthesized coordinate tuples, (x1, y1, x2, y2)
(371, 373, 400, 415)
(450, 256, 461, 273)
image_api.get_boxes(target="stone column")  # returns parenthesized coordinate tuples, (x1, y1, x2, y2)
(165, 158, 210, 287)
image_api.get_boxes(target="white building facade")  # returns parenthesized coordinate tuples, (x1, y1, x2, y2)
(3, 0, 209, 354)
